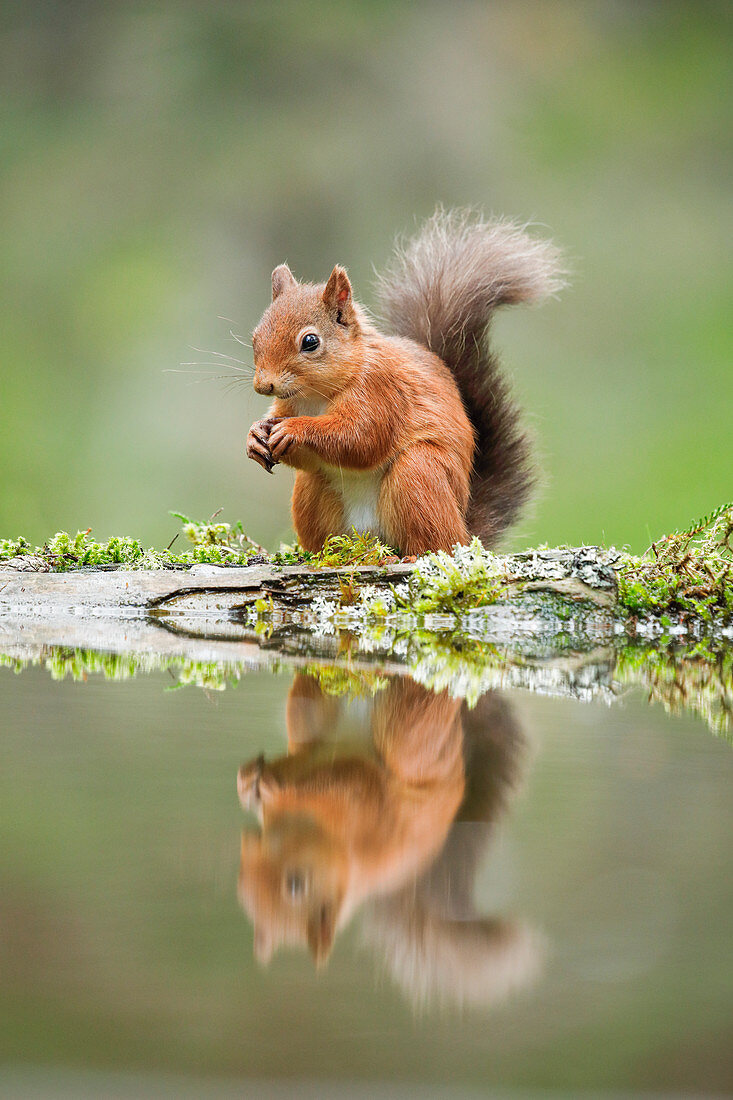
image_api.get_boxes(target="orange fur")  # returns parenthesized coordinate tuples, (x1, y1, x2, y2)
(291, 471, 344, 551)
(246, 267, 474, 555)
(237, 674, 465, 965)
(235, 675, 541, 1004)
(245, 213, 564, 553)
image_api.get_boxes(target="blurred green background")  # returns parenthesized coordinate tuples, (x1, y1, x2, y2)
(1, 0, 731, 554)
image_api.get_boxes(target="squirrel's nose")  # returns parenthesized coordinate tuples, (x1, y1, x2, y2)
(254, 378, 275, 396)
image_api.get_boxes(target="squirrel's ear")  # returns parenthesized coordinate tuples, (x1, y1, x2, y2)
(272, 264, 297, 301)
(306, 902, 338, 968)
(254, 926, 275, 967)
(322, 265, 356, 325)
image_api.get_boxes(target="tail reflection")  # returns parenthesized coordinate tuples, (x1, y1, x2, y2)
(237, 671, 541, 1007)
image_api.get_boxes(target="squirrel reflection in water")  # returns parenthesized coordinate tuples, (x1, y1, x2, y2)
(237, 671, 542, 1009)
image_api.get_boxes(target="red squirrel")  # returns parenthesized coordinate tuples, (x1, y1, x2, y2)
(246, 209, 564, 555)
(237, 671, 533, 989)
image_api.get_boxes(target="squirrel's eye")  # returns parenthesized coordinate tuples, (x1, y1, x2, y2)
(300, 333, 320, 352)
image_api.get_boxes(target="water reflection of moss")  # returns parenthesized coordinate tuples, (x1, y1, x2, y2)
(403, 631, 508, 707)
(300, 664, 389, 698)
(615, 642, 733, 742)
(3, 647, 243, 692)
(0, 653, 25, 674)
(2, 634, 731, 737)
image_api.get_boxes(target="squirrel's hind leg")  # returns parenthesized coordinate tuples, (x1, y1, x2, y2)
(291, 471, 345, 552)
(378, 444, 469, 556)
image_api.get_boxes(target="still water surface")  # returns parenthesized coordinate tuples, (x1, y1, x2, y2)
(1, 660, 731, 1097)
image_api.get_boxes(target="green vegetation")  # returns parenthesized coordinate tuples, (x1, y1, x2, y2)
(2, 6, 731, 562)
(299, 664, 389, 698)
(169, 511, 265, 562)
(393, 538, 506, 614)
(0, 512, 263, 571)
(3, 507, 733, 631)
(0, 520, 394, 572)
(0, 531, 149, 570)
(616, 503, 733, 624)
(615, 640, 732, 741)
(4, 507, 731, 732)
(271, 529, 396, 568)
(3, 506, 732, 733)
(2, 10, 732, 1086)
(3, 631, 731, 738)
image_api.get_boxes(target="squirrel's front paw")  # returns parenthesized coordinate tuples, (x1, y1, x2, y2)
(246, 417, 277, 473)
(268, 418, 303, 461)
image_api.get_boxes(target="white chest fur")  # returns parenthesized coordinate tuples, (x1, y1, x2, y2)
(293, 396, 329, 418)
(325, 467, 384, 537)
(292, 397, 385, 537)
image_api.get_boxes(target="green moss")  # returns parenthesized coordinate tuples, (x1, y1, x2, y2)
(394, 538, 506, 614)
(271, 529, 396, 569)
(0, 521, 395, 574)
(616, 502, 733, 623)
(0, 512, 263, 572)
(0, 536, 31, 558)
(2, 506, 732, 634)
(170, 511, 265, 564)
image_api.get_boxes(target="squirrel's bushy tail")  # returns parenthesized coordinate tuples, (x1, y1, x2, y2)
(375, 209, 565, 544)
(361, 692, 542, 1010)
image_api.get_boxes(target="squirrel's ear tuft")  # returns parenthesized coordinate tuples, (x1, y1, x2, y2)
(322, 266, 355, 324)
(272, 264, 297, 301)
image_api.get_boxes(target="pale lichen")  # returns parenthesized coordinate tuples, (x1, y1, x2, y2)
(394, 538, 506, 614)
